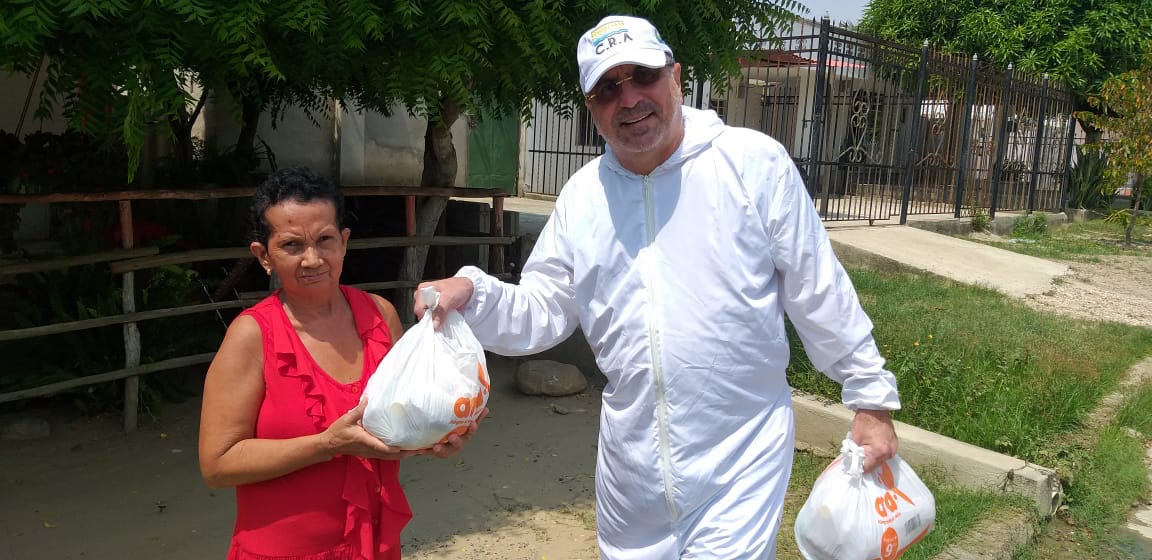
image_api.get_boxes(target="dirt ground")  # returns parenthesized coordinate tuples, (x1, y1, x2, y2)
(3, 243, 1150, 560)
(0, 354, 602, 560)
(1022, 254, 1152, 329)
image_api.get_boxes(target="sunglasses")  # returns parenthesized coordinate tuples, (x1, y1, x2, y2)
(586, 65, 671, 105)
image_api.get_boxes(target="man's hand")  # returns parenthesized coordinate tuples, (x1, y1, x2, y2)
(420, 408, 488, 459)
(414, 277, 474, 328)
(850, 408, 899, 472)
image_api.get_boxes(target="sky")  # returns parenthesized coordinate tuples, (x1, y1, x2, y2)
(796, 0, 869, 24)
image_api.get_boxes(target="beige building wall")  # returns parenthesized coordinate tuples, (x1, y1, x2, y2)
(203, 92, 468, 187)
(2, 70, 468, 188)
(0, 71, 69, 135)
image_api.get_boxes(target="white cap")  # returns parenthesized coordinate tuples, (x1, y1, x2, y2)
(577, 15, 674, 94)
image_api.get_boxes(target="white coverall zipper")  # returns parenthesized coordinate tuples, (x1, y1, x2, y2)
(643, 174, 678, 522)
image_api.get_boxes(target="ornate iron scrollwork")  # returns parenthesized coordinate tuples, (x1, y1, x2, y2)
(838, 89, 874, 164)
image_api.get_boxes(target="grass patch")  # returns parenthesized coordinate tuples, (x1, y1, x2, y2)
(975, 220, 1152, 261)
(779, 451, 1029, 559)
(787, 267, 1152, 464)
(787, 260, 1152, 559)
(1065, 426, 1149, 530)
(1114, 381, 1152, 437)
(1059, 425, 1152, 557)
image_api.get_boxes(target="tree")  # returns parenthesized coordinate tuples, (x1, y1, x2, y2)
(859, 0, 1152, 111)
(3, 1, 804, 313)
(0, 1, 391, 183)
(1079, 50, 1152, 246)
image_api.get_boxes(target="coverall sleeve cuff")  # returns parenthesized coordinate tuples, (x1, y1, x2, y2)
(831, 339, 902, 411)
(454, 266, 491, 323)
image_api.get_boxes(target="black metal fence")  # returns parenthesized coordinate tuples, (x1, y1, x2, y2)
(522, 18, 1076, 223)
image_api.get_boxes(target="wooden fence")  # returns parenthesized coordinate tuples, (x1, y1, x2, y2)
(0, 186, 513, 431)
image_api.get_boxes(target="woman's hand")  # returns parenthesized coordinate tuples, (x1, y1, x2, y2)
(419, 408, 489, 459)
(322, 399, 419, 461)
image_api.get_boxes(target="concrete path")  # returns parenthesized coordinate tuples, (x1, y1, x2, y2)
(826, 224, 1069, 298)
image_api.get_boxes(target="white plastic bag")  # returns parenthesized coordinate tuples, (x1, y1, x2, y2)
(795, 434, 936, 560)
(362, 286, 490, 450)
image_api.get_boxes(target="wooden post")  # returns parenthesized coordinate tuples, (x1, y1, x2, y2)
(489, 196, 504, 274)
(405, 195, 416, 236)
(119, 200, 141, 432)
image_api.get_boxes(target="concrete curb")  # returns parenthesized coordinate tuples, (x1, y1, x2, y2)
(792, 392, 1063, 518)
(930, 509, 1039, 560)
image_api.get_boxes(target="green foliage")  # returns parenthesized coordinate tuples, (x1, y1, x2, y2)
(970, 207, 990, 232)
(859, 0, 1152, 103)
(1080, 49, 1152, 245)
(1, 0, 805, 179)
(1012, 212, 1048, 238)
(1067, 146, 1112, 211)
(1102, 207, 1152, 230)
(0, 263, 221, 415)
(976, 219, 1152, 261)
(0, 130, 130, 194)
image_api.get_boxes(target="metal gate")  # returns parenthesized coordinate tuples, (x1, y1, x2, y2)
(521, 17, 1076, 223)
(522, 102, 603, 198)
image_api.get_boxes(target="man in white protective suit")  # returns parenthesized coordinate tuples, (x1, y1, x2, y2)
(415, 14, 902, 559)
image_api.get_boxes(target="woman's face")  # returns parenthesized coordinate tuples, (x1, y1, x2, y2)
(250, 199, 350, 294)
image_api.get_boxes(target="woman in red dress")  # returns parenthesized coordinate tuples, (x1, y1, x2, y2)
(198, 167, 483, 559)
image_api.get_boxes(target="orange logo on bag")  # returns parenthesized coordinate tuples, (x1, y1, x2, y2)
(453, 362, 490, 419)
(880, 527, 899, 560)
(874, 462, 916, 518)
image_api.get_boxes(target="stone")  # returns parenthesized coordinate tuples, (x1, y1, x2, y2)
(516, 360, 587, 397)
(1, 417, 51, 441)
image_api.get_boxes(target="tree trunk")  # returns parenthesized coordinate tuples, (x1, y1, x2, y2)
(396, 98, 461, 323)
(167, 92, 208, 185)
(234, 94, 263, 178)
(1126, 173, 1145, 246)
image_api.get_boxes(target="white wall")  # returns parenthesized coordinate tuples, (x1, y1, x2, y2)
(203, 93, 467, 187)
(202, 91, 336, 179)
(0, 71, 69, 135)
(339, 105, 469, 187)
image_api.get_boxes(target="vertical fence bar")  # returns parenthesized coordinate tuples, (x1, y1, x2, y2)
(952, 55, 979, 218)
(989, 64, 1015, 219)
(1061, 101, 1077, 209)
(900, 40, 932, 225)
(119, 200, 141, 432)
(808, 17, 832, 216)
(489, 196, 504, 275)
(1026, 74, 1050, 213)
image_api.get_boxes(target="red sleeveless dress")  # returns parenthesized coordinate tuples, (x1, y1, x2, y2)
(228, 286, 412, 560)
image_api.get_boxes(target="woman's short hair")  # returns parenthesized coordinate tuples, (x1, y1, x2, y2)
(250, 167, 345, 245)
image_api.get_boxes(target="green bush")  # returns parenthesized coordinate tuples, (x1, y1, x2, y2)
(970, 208, 990, 232)
(0, 264, 221, 416)
(1066, 146, 1112, 211)
(1013, 212, 1049, 237)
